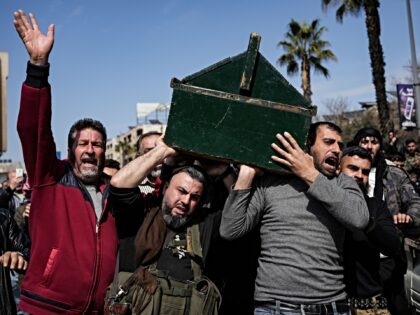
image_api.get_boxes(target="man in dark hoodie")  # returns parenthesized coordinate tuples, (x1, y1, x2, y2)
(353, 127, 420, 314)
(353, 128, 420, 227)
(340, 146, 401, 314)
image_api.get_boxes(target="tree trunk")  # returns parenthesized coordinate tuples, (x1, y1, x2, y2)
(363, 0, 393, 133)
(301, 55, 312, 102)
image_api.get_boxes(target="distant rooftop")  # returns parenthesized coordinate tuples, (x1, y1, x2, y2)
(136, 102, 170, 125)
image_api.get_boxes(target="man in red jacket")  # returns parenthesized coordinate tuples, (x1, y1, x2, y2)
(14, 10, 118, 314)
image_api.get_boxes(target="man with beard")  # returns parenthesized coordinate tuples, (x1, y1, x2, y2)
(353, 128, 420, 227)
(108, 138, 222, 314)
(137, 132, 163, 195)
(354, 127, 420, 314)
(13, 10, 118, 314)
(220, 122, 369, 315)
(339, 146, 401, 315)
(404, 139, 420, 188)
(115, 131, 163, 289)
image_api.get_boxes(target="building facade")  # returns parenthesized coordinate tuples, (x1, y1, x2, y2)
(106, 123, 167, 166)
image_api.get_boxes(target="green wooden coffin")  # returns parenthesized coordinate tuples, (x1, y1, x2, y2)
(164, 33, 317, 173)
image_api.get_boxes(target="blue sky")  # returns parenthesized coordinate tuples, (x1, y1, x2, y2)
(1, 0, 419, 162)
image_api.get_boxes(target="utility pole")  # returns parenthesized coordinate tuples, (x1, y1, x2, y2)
(0, 52, 8, 156)
(406, 0, 420, 134)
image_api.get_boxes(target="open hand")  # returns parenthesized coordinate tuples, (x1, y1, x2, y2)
(271, 132, 319, 185)
(13, 10, 54, 65)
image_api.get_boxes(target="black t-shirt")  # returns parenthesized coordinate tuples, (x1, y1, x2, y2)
(156, 229, 193, 281)
(344, 197, 401, 297)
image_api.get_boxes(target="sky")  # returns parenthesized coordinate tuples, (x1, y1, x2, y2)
(1, 0, 419, 162)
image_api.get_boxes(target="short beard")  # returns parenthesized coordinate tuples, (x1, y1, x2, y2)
(162, 202, 191, 230)
(320, 169, 336, 179)
(79, 168, 100, 184)
(69, 151, 102, 184)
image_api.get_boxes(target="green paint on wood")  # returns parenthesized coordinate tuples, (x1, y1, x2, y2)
(240, 32, 261, 94)
(165, 33, 316, 173)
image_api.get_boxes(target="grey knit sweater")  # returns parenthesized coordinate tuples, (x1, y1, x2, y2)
(220, 173, 369, 304)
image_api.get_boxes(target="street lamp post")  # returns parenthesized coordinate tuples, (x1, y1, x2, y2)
(406, 0, 420, 134)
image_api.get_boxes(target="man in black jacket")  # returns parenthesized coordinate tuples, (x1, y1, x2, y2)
(353, 127, 420, 314)
(0, 208, 30, 315)
(340, 146, 401, 314)
(0, 169, 25, 216)
(109, 138, 227, 314)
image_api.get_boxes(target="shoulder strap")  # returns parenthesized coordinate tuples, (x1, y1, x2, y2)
(187, 223, 203, 280)
(109, 250, 120, 297)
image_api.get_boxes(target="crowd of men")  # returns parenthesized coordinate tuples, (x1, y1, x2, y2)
(2, 9, 420, 315)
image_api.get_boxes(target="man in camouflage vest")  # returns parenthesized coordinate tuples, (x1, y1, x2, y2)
(404, 139, 420, 187)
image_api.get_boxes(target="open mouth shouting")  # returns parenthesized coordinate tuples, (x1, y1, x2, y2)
(324, 155, 339, 173)
(80, 156, 98, 170)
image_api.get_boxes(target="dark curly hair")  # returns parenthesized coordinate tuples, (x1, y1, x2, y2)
(67, 118, 107, 150)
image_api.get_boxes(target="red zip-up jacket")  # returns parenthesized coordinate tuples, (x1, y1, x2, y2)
(17, 81, 118, 314)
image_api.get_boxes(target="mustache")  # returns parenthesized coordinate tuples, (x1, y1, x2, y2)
(162, 201, 191, 229)
(175, 201, 189, 212)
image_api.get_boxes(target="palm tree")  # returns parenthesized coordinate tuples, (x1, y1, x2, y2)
(321, 0, 392, 133)
(277, 19, 337, 103)
(115, 140, 136, 166)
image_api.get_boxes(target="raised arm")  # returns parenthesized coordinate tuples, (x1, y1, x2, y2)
(14, 10, 54, 65)
(111, 137, 176, 188)
(234, 164, 258, 190)
(15, 11, 60, 187)
(271, 132, 368, 229)
(271, 132, 319, 185)
(220, 164, 264, 240)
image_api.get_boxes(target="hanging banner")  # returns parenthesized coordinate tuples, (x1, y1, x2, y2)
(397, 84, 416, 129)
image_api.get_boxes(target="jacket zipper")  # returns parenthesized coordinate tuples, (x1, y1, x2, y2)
(81, 224, 101, 313)
(81, 189, 108, 313)
(80, 184, 106, 313)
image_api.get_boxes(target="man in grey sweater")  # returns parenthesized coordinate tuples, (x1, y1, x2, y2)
(220, 122, 369, 315)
